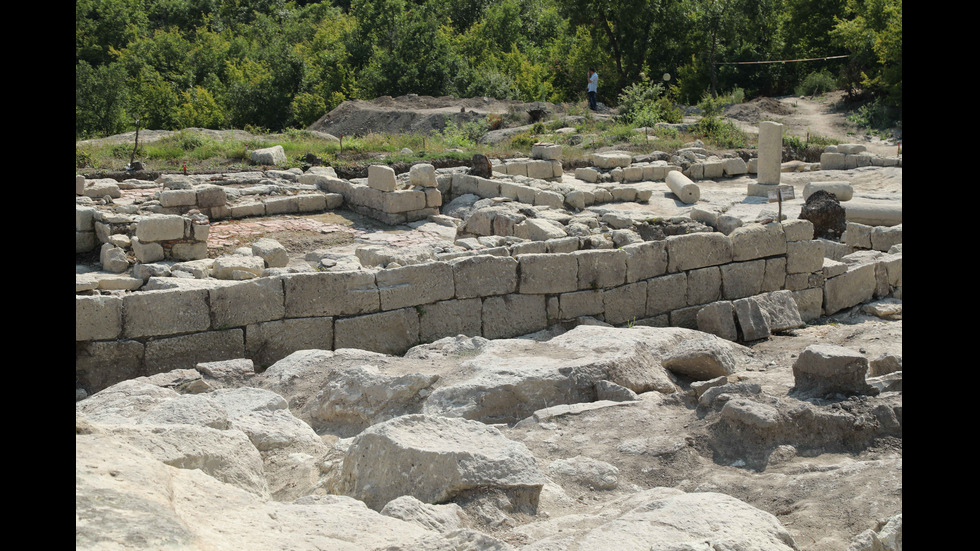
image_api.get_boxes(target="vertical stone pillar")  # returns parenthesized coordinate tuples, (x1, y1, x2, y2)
(758, 121, 783, 185)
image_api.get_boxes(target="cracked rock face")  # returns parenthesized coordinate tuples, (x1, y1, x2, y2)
(77, 318, 901, 551)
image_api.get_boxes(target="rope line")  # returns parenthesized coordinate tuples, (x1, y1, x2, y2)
(715, 54, 849, 66)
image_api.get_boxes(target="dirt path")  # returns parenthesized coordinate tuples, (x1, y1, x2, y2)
(724, 92, 900, 157)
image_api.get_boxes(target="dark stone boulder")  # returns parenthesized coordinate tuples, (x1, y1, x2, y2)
(799, 189, 846, 240)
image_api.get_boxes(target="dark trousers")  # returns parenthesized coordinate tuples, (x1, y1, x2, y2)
(588, 91, 597, 110)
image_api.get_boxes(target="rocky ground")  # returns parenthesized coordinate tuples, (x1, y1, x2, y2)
(76, 94, 901, 550)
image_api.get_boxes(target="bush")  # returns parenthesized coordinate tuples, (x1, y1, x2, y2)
(795, 70, 837, 96)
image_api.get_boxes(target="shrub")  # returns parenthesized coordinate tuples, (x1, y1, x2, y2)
(795, 70, 837, 96)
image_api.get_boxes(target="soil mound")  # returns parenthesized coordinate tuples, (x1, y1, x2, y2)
(724, 96, 793, 123)
(307, 95, 557, 138)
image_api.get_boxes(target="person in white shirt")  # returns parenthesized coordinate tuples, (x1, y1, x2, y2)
(587, 68, 598, 111)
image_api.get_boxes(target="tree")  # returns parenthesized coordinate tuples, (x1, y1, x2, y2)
(832, 0, 902, 107)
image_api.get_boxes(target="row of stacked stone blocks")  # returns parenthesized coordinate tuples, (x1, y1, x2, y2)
(78, 219, 878, 393)
(300, 164, 441, 225)
(492, 143, 563, 180)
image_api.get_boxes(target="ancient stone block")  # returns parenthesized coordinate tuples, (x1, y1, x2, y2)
(418, 298, 483, 343)
(720, 260, 765, 300)
(646, 273, 688, 316)
(210, 277, 285, 328)
(245, 317, 334, 369)
(334, 308, 420, 356)
(729, 222, 786, 261)
(377, 262, 455, 311)
(666, 232, 733, 272)
(482, 294, 547, 339)
(123, 288, 211, 338)
(451, 255, 518, 299)
(518, 253, 578, 294)
(283, 271, 380, 318)
(76, 295, 123, 341)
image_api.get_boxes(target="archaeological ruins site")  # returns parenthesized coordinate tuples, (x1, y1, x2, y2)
(76, 110, 902, 550)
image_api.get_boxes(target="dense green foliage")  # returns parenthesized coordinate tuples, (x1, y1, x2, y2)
(76, 0, 902, 139)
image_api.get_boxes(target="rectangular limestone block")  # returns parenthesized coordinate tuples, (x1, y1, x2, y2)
(518, 253, 578, 294)
(782, 219, 814, 242)
(334, 308, 419, 355)
(729, 222, 787, 261)
(575, 167, 600, 183)
(504, 162, 528, 177)
(546, 237, 580, 254)
(264, 196, 299, 215)
(646, 273, 688, 316)
(452, 173, 479, 196)
(723, 158, 748, 177)
(669, 305, 701, 329)
(377, 262, 455, 310)
(75, 340, 145, 394)
(686, 266, 722, 306)
(451, 255, 518, 298)
(665, 232, 733, 272)
(574, 249, 627, 289)
(622, 241, 668, 282)
(703, 160, 725, 179)
(283, 271, 379, 318)
(792, 288, 824, 322)
(368, 165, 397, 191)
(534, 190, 565, 209)
(230, 202, 265, 218)
(418, 298, 483, 343)
(820, 152, 848, 170)
(159, 189, 197, 207)
(623, 166, 644, 182)
(558, 289, 605, 320)
(823, 263, 875, 315)
(144, 329, 245, 376)
(424, 188, 442, 208)
(76, 295, 123, 341)
(786, 240, 826, 274)
(762, 257, 787, 292)
(481, 294, 547, 339)
(135, 214, 185, 242)
(758, 121, 783, 184)
(245, 317, 334, 369)
(352, 183, 384, 211)
(603, 282, 647, 325)
(196, 185, 227, 208)
(844, 222, 873, 249)
(295, 194, 327, 213)
(123, 288, 211, 338)
(209, 277, 285, 329)
(720, 260, 766, 300)
(383, 190, 426, 213)
(532, 143, 562, 160)
(477, 178, 500, 198)
(76, 206, 96, 231)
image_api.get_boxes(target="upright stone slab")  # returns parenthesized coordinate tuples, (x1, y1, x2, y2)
(757, 121, 783, 185)
(368, 165, 397, 192)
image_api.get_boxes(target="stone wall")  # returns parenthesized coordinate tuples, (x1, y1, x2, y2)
(820, 144, 902, 170)
(76, 218, 902, 394)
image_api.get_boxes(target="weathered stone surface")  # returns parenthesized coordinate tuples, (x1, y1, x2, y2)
(409, 163, 437, 187)
(482, 294, 547, 339)
(251, 145, 287, 165)
(792, 344, 878, 397)
(339, 414, 545, 511)
(377, 262, 455, 310)
(368, 165, 397, 191)
(210, 277, 285, 328)
(136, 214, 185, 242)
(721, 260, 766, 300)
(574, 249, 627, 289)
(245, 317, 333, 368)
(251, 238, 289, 268)
(824, 263, 876, 315)
(661, 337, 738, 380)
(283, 271, 379, 318)
(144, 330, 245, 375)
(124, 289, 211, 338)
(334, 308, 420, 355)
(697, 301, 737, 341)
(213, 255, 266, 280)
(800, 190, 847, 240)
(666, 232, 733, 272)
(622, 241, 668, 282)
(730, 222, 787, 261)
(518, 253, 578, 294)
(450, 255, 517, 298)
(592, 152, 632, 169)
(786, 240, 826, 274)
(76, 295, 124, 341)
(646, 273, 688, 316)
(548, 455, 619, 490)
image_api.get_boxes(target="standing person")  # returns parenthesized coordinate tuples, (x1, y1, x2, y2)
(587, 68, 598, 111)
